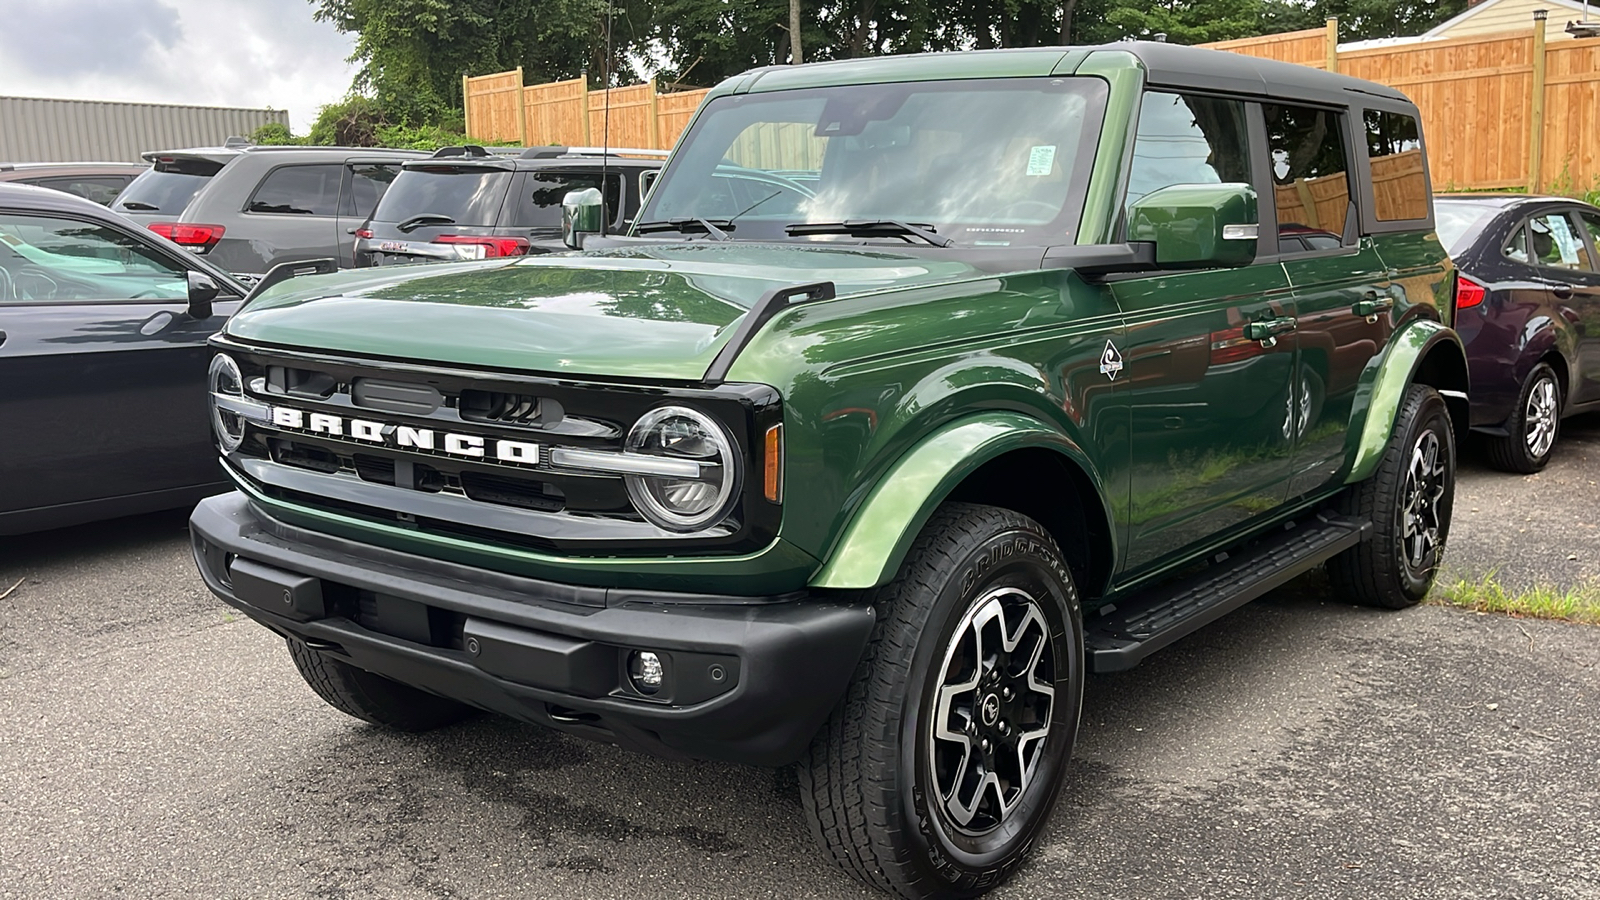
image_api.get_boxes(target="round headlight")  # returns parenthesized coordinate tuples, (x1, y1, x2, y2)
(208, 353, 246, 453)
(624, 406, 739, 532)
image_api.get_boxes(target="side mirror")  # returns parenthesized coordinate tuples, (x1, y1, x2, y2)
(1128, 183, 1258, 269)
(186, 271, 221, 319)
(562, 188, 605, 250)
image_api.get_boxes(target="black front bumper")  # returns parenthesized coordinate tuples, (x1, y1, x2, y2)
(190, 492, 874, 767)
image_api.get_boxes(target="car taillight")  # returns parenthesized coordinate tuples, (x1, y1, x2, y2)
(1209, 325, 1263, 366)
(1455, 274, 1486, 310)
(148, 222, 225, 252)
(354, 228, 373, 239)
(432, 235, 530, 259)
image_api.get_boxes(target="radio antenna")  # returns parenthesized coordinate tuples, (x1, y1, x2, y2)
(600, 0, 613, 235)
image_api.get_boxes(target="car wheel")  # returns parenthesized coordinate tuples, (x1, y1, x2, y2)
(1327, 384, 1455, 608)
(287, 638, 476, 732)
(1485, 362, 1561, 474)
(800, 503, 1083, 899)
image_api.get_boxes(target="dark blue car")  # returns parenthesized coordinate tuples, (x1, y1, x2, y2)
(0, 183, 248, 534)
(1436, 194, 1600, 472)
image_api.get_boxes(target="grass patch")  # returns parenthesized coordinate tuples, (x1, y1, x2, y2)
(1428, 572, 1600, 625)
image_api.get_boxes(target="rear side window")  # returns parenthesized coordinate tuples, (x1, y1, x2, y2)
(1125, 92, 1251, 215)
(370, 167, 513, 227)
(248, 164, 342, 216)
(22, 175, 135, 206)
(1263, 103, 1352, 248)
(1503, 225, 1530, 263)
(343, 164, 401, 217)
(1529, 213, 1588, 271)
(115, 158, 224, 215)
(512, 171, 621, 228)
(1363, 110, 1428, 222)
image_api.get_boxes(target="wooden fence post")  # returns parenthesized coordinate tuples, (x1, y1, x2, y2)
(579, 72, 592, 146)
(1325, 17, 1339, 73)
(647, 78, 662, 150)
(1528, 10, 1549, 191)
(462, 74, 472, 138)
(514, 66, 529, 147)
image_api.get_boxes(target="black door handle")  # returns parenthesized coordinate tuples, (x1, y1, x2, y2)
(0, 329, 7, 348)
(1550, 283, 1575, 300)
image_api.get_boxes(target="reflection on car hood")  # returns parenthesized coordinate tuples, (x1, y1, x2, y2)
(224, 243, 982, 380)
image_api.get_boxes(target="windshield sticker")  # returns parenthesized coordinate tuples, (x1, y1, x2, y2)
(1026, 145, 1057, 176)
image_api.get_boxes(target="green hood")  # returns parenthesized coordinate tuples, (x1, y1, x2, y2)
(224, 244, 981, 380)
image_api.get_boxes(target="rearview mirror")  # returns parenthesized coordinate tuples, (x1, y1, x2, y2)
(1127, 183, 1258, 269)
(562, 188, 605, 250)
(186, 271, 220, 319)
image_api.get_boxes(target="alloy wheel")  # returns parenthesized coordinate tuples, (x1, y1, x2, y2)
(1400, 430, 1447, 573)
(1524, 376, 1558, 459)
(928, 586, 1055, 835)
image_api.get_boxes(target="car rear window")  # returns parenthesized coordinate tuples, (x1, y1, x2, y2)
(115, 157, 225, 215)
(371, 166, 513, 227)
(1434, 201, 1502, 256)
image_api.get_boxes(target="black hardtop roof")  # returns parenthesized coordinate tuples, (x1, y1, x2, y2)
(1116, 41, 1412, 106)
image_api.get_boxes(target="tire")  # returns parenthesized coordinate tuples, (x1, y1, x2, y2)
(1485, 362, 1561, 474)
(287, 638, 476, 732)
(1327, 384, 1455, 608)
(800, 503, 1084, 900)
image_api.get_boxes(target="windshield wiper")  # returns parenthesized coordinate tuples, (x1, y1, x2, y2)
(396, 212, 457, 233)
(784, 220, 951, 247)
(634, 217, 732, 241)
(118, 200, 159, 211)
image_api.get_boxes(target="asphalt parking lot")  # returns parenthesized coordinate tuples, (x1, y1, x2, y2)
(2, 420, 1597, 900)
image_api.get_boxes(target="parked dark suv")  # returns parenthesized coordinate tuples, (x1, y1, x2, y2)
(0, 163, 148, 206)
(117, 142, 428, 276)
(352, 146, 663, 266)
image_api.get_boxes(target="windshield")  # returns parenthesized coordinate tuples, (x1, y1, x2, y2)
(1434, 200, 1503, 256)
(116, 158, 225, 214)
(371, 166, 513, 227)
(637, 77, 1106, 246)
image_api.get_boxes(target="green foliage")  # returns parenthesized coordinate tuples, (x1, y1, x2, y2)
(1431, 572, 1600, 625)
(249, 122, 304, 146)
(373, 123, 519, 151)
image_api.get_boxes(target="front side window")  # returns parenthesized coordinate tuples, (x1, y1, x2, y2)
(1125, 92, 1251, 215)
(1263, 103, 1352, 249)
(1529, 213, 1588, 271)
(513, 171, 621, 228)
(638, 77, 1106, 245)
(1363, 110, 1427, 222)
(0, 214, 185, 303)
(247, 164, 342, 216)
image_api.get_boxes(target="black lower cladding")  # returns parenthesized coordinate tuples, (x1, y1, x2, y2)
(189, 492, 874, 767)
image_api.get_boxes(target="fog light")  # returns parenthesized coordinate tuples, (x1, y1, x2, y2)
(629, 650, 664, 694)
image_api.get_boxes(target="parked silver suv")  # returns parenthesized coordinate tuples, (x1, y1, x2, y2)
(117, 141, 428, 276)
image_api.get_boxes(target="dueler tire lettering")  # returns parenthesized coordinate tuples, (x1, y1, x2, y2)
(1328, 384, 1455, 609)
(800, 503, 1084, 899)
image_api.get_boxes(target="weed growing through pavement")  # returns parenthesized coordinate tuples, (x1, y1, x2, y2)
(1428, 572, 1600, 625)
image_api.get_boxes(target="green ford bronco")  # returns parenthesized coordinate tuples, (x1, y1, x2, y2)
(192, 42, 1464, 899)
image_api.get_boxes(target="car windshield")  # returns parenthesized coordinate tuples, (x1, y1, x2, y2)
(1434, 200, 1504, 256)
(115, 158, 225, 214)
(637, 77, 1106, 246)
(371, 166, 513, 227)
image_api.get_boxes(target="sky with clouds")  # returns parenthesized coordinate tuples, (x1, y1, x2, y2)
(0, 0, 356, 132)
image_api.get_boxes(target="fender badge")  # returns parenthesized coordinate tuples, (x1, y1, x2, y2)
(1099, 339, 1124, 380)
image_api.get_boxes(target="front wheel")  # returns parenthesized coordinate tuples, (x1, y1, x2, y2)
(1328, 384, 1455, 608)
(801, 503, 1084, 899)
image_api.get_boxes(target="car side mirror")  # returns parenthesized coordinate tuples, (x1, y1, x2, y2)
(1128, 183, 1258, 269)
(186, 271, 221, 319)
(562, 188, 605, 250)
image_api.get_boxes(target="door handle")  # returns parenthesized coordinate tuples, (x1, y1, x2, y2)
(0, 329, 6, 348)
(1352, 295, 1395, 321)
(1245, 317, 1296, 348)
(1549, 282, 1575, 300)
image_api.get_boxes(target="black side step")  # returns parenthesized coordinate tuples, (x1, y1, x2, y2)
(1088, 513, 1370, 673)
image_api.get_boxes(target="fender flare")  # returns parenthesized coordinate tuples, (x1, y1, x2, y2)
(1345, 319, 1468, 483)
(808, 412, 1111, 590)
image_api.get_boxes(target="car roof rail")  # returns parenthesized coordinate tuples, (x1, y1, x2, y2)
(433, 145, 495, 158)
(223, 136, 253, 150)
(519, 147, 572, 159)
(560, 147, 671, 159)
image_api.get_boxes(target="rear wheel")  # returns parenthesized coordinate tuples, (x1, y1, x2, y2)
(801, 503, 1083, 899)
(287, 638, 475, 732)
(1328, 384, 1455, 608)
(1485, 362, 1561, 474)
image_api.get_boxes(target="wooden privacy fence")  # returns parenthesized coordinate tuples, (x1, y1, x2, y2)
(463, 70, 710, 151)
(1202, 17, 1600, 191)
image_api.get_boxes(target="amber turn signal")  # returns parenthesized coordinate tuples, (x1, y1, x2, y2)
(763, 424, 783, 503)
